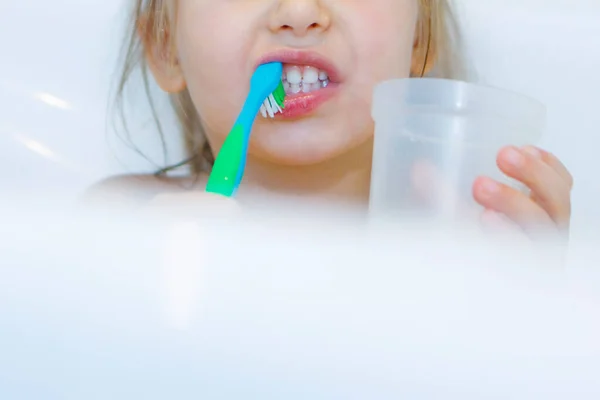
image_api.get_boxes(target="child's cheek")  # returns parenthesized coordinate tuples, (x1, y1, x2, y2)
(352, 3, 417, 82)
(175, 5, 255, 134)
(340, 0, 418, 83)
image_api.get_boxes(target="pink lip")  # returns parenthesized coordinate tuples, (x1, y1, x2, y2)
(278, 86, 338, 119)
(256, 49, 342, 119)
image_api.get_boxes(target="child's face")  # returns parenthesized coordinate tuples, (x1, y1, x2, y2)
(163, 0, 419, 166)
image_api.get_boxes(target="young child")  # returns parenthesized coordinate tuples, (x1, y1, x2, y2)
(93, 0, 572, 241)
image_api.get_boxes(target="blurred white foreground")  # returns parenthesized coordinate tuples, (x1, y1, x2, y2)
(1, 198, 599, 400)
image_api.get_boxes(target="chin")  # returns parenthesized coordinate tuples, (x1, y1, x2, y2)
(249, 119, 373, 166)
(250, 145, 347, 166)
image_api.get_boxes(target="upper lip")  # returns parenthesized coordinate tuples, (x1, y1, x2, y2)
(256, 49, 342, 83)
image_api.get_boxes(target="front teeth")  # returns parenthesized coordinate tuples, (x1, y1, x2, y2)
(282, 65, 330, 95)
(303, 66, 319, 84)
(286, 66, 302, 85)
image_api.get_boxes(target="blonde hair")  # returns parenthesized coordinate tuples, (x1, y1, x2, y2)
(115, 0, 465, 175)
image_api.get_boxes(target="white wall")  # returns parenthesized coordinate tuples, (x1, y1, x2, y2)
(0, 0, 598, 232)
(455, 0, 600, 236)
(0, 0, 185, 198)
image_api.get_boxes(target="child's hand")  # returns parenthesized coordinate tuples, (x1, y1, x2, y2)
(473, 146, 573, 241)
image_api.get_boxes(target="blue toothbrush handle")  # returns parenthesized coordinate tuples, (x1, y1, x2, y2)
(232, 89, 266, 190)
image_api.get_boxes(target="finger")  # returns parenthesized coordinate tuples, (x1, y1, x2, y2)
(496, 146, 571, 228)
(473, 176, 559, 239)
(410, 160, 475, 219)
(479, 209, 537, 249)
(480, 208, 526, 237)
(522, 146, 574, 191)
(411, 160, 460, 207)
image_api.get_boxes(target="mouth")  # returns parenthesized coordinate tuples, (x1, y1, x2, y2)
(257, 50, 342, 119)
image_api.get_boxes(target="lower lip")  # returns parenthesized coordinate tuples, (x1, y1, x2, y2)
(277, 83, 339, 119)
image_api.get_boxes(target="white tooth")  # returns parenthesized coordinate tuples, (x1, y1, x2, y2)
(311, 83, 321, 92)
(290, 83, 301, 94)
(286, 66, 302, 85)
(284, 82, 291, 92)
(303, 66, 319, 84)
(302, 83, 311, 93)
(319, 71, 328, 81)
(321, 79, 329, 88)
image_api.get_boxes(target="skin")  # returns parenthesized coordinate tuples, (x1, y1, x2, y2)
(95, 0, 573, 243)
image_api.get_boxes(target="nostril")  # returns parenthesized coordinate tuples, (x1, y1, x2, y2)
(277, 23, 322, 33)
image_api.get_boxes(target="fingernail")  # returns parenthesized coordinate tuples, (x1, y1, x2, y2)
(521, 146, 543, 160)
(480, 178, 500, 195)
(504, 147, 525, 167)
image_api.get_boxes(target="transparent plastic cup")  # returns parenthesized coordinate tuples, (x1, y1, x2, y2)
(369, 78, 546, 225)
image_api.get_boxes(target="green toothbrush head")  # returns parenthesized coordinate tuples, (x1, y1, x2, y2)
(260, 80, 287, 118)
(272, 80, 286, 109)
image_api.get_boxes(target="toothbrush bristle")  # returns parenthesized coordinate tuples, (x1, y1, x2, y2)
(260, 80, 286, 119)
(266, 95, 276, 118)
(272, 81, 286, 109)
(260, 82, 285, 118)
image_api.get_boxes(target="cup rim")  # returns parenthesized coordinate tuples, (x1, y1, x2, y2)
(371, 77, 546, 145)
(374, 77, 546, 111)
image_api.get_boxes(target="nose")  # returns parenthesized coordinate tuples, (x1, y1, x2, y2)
(269, 0, 331, 37)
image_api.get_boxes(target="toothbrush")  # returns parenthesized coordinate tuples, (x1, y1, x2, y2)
(205, 62, 286, 197)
